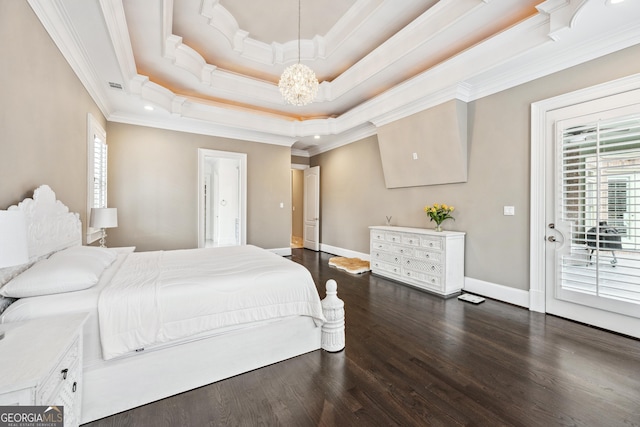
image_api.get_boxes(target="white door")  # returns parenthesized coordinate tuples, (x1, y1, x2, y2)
(303, 166, 320, 251)
(545, 99, 640, 338)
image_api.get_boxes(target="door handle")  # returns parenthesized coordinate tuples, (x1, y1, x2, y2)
(548, 236, 557, 242)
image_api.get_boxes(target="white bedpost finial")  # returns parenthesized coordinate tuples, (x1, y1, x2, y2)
(321, 279, 345, 352)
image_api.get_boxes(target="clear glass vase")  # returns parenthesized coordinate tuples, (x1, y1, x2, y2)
(435, 223, 443, 232)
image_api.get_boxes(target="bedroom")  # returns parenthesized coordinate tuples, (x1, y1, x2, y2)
(1, 0, 640, 425)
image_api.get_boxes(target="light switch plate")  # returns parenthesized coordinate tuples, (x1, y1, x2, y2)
(503, 206, 515, 216)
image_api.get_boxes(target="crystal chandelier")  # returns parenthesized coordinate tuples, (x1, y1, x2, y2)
(278, 0, 318, 106)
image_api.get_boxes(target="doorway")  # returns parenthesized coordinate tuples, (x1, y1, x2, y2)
(291, 164, 320, 251)
(198, 149, 247, 248)
(532, 80, 640, 338)
(291, 168, 304, 248)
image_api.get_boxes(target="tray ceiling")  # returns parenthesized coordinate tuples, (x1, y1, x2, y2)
(27, 0, 640, 155)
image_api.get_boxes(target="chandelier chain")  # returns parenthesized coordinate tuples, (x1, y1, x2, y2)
(297, 0, 301, 64)
(278, 0, 319, 106)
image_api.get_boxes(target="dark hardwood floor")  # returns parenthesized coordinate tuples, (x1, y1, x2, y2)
(84, 249, 640, 427)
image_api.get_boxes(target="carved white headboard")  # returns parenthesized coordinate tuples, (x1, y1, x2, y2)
(0, 185, 81, 285)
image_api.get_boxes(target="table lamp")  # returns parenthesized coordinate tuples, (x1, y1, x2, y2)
(90, 207, 118, 248)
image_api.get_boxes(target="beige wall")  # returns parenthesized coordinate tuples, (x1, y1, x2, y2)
(0, 1, 105, 237)
(106, 123, 292, 251)
(312, 43, 640, 291)
(291, 155, 310, 166)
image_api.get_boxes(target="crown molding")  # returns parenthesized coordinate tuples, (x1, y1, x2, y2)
(152, 0, 492, 113)
(291, 149, 310, 158)
(107, 110, 295, 147)
(199, 0, 387, 65)
(28, 0, 640, 156)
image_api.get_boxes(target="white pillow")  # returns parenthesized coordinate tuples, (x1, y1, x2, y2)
(0, 246, 117, 298)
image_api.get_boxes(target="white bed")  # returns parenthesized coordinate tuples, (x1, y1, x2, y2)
(0, 186, 341, 423)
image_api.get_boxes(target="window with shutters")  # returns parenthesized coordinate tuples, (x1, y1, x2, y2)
(87, 114, 108, 243)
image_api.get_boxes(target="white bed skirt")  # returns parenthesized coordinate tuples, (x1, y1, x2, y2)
(82, 315, 321, 423)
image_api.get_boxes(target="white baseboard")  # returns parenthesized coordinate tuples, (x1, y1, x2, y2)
(319, 244, 370, 261)
(269, 247, 292, 257)
(463, 277, 529, 308)
(529, 289, 545, 313)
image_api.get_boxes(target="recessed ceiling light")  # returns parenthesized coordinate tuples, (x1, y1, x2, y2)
(314, 135, 320, 139)
(144, 105, 154, 111)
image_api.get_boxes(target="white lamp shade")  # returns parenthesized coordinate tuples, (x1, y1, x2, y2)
(90, 208, 118, 229)
(0, 210, 29, 268)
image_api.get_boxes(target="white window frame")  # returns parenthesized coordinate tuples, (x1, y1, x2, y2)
(87, 113, 108, 244)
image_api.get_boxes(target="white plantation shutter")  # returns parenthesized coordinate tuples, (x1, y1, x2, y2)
(559, 113, 640, 307)
(93, 137, 107, 209)
(87, 114, 108, 243)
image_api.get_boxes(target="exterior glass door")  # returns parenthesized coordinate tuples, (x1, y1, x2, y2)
(546, 103, 640, 338)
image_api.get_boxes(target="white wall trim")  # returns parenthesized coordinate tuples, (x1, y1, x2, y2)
(290, 164, 309, 171)
(464, 277, 530, 308)
(319, 244, 370, 261)
(270, 247, 292, 257)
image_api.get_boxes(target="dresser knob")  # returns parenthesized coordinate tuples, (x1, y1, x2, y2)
(72, 382, 77, 393)
(61, 368, 69, 380)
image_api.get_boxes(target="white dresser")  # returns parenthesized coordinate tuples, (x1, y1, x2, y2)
(0, 313, 87, 427)
(370, 226, 465, 297)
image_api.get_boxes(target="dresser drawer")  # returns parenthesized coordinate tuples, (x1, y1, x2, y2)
(371, 230, 386, 241)
(372, 260, 401, 275)
(371, 241, 390, 251)
(391, 246, 413, 256)
(421, 237, 443, 250)
(401, 268, 427, 282)
(371, 251, 401, 264)
(401, 234, 421, 246)
(54, 360, 81, 427)
(414, 248, 442, 263)
(422, 275, 442, 291)
(37, 336, 80, 404)
(385, 232, 402, 244)
(403, 258, 442, 276)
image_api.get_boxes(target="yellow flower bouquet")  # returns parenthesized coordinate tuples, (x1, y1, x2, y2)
(424, 203, 455, 231)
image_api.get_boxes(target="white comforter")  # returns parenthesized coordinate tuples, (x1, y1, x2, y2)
(98, 245, 325, 360)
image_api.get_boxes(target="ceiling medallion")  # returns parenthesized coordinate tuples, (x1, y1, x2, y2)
(278, 0, 319, 106)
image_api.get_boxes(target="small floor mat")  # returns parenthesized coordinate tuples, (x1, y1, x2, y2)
(328, 257, 371, 274)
